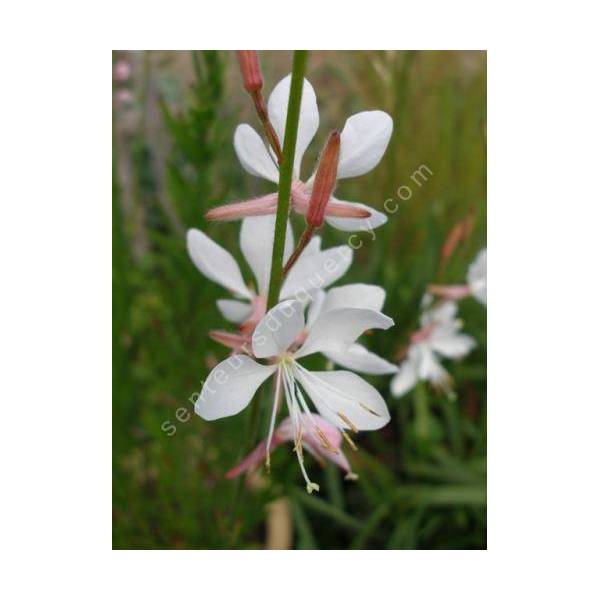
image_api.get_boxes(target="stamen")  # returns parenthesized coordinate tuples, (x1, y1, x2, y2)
(281, 363, 320, 494)
(316, 428, 339, 454)
(342, 431, 358, 451)
(294, 364, 368, 432)
(294, 428, 304, 457)
(344, 472, 359, 481)
(337, 411, 358, 433)
(359, 402, 381, 417)
(265, 367, 283, 472)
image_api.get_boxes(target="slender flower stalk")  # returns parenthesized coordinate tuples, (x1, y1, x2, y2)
(283, 131, 340, 277)
(266, 50, 308, 310)
(236, 50, 283, 163)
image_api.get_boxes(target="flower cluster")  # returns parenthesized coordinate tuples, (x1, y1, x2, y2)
(186, 52, 485, 492)
(391, 249, 487, 399)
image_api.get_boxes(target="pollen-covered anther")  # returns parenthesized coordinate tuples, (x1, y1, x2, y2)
(316, 428, 339, 454)
(345, 472, 359, 481)
(337, 411, 358, 433)
(342, 431, 358, 452)
(359, 402, 381, 417)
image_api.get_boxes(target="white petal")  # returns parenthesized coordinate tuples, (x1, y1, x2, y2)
(324, 343, 398, 375)
(195, 355, 276, 420)
(421, 301, 458, 327)
(337, 111, 393, 179)
(234, 124, 279, 182)
(240, 215, 294, 296)
(429, 330, 476, 359)
(293, 366, 390, 431)
(280, 245, 353, 301)
(471, 284, 487, 306)
(414, 345, 451, 390)
(295, 308, 394, 359)
(268, 75, 319, 178)
(390, 360, 418, 397)
(414, 344, 444, 380)
(302, 235, 321, 255)
(187, 229, 252, 299)
(216, 299, 253, 323)
(467, 248, 487, 305)
(252, 299, 305, 359)
(324, 198, 388, 232)
(306, 289, 326, 328)
(320, 284, 385, 314)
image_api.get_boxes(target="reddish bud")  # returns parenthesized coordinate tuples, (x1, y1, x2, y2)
(427, 284, 471, 301)
(440, 206, 476, 271)
(205, 193, 278, 221)
(236, 51, 263, 93)
(440, 222, 464, 267)
(306, 131, 340, 228)
(209, 330, 251, 353)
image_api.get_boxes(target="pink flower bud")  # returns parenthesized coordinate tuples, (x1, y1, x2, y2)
(306, 131, 340, 229)
(208, 330, 251, 352)
(427, 284, 472, 301)
(236, 51, 263, 93)
(205, 193, 278, 221)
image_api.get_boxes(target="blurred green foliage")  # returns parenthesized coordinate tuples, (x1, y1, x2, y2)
(113, 50, 486, 549)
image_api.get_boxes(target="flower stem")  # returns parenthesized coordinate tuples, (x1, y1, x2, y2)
(266, 50, 308, 310)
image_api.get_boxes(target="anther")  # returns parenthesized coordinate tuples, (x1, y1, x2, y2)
(342, 431, 358, 451)
(316, 428, 340, 454)
(337, 411, 358, 433)
(359, 402, 381, 417)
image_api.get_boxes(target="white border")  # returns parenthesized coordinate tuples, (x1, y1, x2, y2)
(2, 0, 599, 597)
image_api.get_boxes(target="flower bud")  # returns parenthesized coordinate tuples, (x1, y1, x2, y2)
(236, 51, 263, 93)
(306, 131, 340, 229)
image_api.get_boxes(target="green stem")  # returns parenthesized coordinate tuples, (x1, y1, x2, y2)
(266, 50, 308, 310)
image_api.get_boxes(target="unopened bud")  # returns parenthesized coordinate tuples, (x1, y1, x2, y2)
(306, 131, 340, 228)
(236, 51, 263, 93)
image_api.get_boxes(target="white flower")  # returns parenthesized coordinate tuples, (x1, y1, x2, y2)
(429, 248, 487, 306)
(187, 214, 352, 327)
(206, 75, 393, 232)
(390, 300, 476, 399)
(467, 248, 487, 305)
(305, 284, 398, 375)
(195, 299, 393, 492)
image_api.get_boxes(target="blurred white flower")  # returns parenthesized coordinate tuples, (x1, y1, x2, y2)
(429, 248, 487, 306)
(467, 248, 487, 305)
(205, 75, 393, 232)
(390, 300, 475, 399)
(195, 299, 393, 492)
(187, 214, 352, 333)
